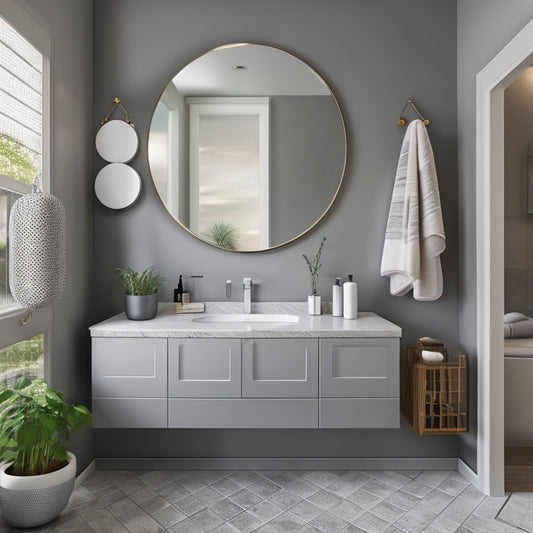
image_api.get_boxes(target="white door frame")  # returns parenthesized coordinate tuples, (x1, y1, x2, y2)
(476, 17, 533, 496)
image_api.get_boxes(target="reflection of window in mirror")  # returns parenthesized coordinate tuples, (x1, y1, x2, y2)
(188, 97, 270, 251)
(149, 84, 189, 224)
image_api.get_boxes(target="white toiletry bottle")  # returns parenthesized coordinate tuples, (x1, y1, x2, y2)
(343, 274, 357, 319)
(332, 277, 343, 317)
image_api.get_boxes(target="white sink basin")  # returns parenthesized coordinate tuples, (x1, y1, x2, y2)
(193, 313, 299, 324)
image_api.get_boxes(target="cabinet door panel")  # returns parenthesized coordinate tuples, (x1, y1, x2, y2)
(320, 338, 399, 397)
(242, 339, 318, 397)
(319, 398, 399, 428)
(168, 339, 241, 397)
(169, 398, 317, 428)
(93, 398, 167, 428)
(92, 338, 167, 398)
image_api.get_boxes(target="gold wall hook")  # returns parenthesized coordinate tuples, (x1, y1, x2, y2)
(101, 97, 134, 127)
(398, 99, 429, 126)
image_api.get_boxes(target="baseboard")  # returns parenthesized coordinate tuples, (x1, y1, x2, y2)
(76, 459, 96, 487)
(458, 458, 479, 488)
(95, 457, 459, 471)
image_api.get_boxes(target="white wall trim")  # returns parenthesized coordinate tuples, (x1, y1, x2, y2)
(75, 459, 96, 488)
(95, 457, 460, 471)
(476, 17, 533, 496)
(458, 458, 479, 488)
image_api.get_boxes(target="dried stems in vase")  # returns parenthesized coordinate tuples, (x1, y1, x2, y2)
(302, 236, 327, 295)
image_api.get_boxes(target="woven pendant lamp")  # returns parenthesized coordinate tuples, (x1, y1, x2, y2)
(8, 178, 66, 314)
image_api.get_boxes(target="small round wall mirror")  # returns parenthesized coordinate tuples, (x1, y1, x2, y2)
(148, 42, 347, 252)
(96, 120, 139, 163)
(95, 163, 141, 209)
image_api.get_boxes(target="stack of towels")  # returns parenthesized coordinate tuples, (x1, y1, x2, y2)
(504, 312, 533, 339)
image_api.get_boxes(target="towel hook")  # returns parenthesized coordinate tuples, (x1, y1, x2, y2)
(101, 97, 134, 126)
(398, 99, 430, 126)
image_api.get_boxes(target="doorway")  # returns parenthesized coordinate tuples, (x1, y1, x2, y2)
(476, 18, 533, 496)
(503, 66, 533, 491)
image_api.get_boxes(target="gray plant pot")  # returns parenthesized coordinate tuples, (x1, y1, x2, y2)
(124, 293, 158, 320)
(0, 451, 76, 528)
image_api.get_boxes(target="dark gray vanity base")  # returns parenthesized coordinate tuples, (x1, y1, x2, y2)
(94, 456, 461, 471)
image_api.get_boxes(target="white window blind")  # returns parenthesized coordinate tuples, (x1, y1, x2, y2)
(0, 14, 43, 178)
(0, 14, 43, 309)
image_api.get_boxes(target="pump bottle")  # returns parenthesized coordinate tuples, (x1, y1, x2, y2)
(343, 274, 358, 319)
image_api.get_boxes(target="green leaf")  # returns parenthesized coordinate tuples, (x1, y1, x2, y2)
(0, 389, 14, 404)
(16, 422, 41, 447)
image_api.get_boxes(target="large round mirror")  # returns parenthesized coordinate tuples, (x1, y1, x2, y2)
(148, 43, 346, 252)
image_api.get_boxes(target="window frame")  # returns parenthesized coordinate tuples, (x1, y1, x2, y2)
(0, 1, 52, 382)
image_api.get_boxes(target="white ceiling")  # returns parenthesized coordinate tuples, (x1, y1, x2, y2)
(173, 43, 331, 97)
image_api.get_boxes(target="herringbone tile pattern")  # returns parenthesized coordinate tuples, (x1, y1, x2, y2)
(0, 469, 530, 532)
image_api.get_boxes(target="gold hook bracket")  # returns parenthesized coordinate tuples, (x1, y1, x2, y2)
(398, 99, 430, 126)
(101, 97, 134, 127)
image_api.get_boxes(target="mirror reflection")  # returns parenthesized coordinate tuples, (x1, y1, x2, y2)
(148, 43, 346, 251)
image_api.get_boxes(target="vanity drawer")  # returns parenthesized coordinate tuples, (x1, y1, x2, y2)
(242, 339, 318, 397)
(92, 398, 167, 428)
(168, 339, 241, 397)
(92, 338, 167, 398)
(320, 338, 399, 398)
(319, 398, 399, 428)
(168, 398, 318, 428)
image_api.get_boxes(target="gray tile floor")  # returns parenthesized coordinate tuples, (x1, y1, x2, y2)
(0, 469, 532, 533)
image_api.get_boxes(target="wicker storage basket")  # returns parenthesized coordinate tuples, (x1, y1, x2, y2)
(401, 345, 467, 435)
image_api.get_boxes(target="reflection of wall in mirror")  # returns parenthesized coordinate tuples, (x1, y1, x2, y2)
(270, 95, 345, 246)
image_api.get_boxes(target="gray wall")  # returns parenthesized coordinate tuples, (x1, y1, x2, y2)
(93, 0, 459, 460)
(504, 68, 533, 316)
(457, 0, 533, 472)
(270, 95, 344, 246)
(24, 0, 93, 472)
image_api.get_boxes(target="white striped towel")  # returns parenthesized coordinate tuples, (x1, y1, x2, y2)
(380, 119, 445, 301)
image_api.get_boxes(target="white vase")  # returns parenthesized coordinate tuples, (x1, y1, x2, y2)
(0, 451, 76, 528)
(308, 295, 321, 315)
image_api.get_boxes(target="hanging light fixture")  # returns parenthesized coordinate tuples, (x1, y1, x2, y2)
(9, 176, 66, 323)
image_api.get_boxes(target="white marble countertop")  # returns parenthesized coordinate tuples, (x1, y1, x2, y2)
(89, 302, 401, 338)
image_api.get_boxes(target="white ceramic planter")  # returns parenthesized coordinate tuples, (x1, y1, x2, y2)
(308, 295, 321, 315)
(0, 451, 76, 528)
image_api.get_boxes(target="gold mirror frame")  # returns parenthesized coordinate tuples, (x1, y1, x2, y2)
(148, 42, 347, 252)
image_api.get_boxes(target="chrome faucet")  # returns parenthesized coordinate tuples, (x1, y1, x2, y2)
(243, 277, 252, 313)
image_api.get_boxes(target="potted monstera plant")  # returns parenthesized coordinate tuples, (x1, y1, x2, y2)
(0, 378, 92, 528)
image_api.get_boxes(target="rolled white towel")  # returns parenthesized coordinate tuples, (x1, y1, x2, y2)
(421, 350, 444, 363)
(504, 317, 533, 339)
(504, 312, 528, 324)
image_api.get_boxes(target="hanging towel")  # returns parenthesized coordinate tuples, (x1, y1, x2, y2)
(380, 119, 445, 301)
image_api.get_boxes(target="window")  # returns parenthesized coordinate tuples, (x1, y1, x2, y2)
(0, 334, 44, 387)
(0, 3, 51, 382)
(0, 13, 43, 310)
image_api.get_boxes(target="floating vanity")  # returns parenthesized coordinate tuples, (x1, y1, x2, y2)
(90, 303, 401, 430)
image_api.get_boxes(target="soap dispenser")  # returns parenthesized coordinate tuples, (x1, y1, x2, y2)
(343, 275, 358, 319)
(174, 275, 183, 304)
(332, 277, 343, 317)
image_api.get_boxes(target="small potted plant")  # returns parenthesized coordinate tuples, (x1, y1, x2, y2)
(115, 266, 162, 320)
(0, 378, 92, 528)
(303, 236, 326, 315)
